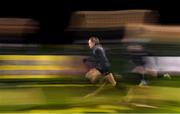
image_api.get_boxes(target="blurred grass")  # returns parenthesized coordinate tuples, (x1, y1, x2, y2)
(0, 76, 180, 113)
(0, 43, 179, 113)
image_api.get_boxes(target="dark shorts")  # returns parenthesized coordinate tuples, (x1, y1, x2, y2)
(96, 66, 111, 76)
(129, 60, 145, 71)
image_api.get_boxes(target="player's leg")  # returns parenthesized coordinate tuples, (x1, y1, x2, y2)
(85, 68, 102, 83)
(105, 73, 117, 86)
(132, 66, 148, 86)
(85, 68, 94, 79)
(90, 68, 102, 83)
(144, 67, 171, 79)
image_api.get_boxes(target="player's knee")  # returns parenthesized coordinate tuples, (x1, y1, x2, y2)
(85, 72, 91, 79)
(91, 76, 97, 83)
(85, 73, 89, 79)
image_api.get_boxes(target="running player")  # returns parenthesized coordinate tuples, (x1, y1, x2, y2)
(83, 36, 117, 86)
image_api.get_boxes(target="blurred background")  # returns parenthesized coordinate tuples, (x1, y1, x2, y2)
(0, 0, 180, 44)
(0, 0, 180, 113)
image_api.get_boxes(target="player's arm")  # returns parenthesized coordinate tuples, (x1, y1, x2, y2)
(83, 56, 96, 62)
(95, 48, 109, 66)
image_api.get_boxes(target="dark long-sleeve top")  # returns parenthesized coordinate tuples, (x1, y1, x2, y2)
(128, 48, 154, 66)
(87, 45, 111, 69)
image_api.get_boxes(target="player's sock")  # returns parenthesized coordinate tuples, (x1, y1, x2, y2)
(139, 74, 148, 86)
(157, 72, 171, 79)
(163, 73, 172, 79)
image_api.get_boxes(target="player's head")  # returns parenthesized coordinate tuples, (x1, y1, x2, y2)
(88, 36, 100, 49)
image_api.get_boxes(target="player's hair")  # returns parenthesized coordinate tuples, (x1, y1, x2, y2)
(89, 36, 100, 45)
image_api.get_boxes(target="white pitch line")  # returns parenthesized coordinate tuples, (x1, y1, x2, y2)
(130, 103, 159, 109)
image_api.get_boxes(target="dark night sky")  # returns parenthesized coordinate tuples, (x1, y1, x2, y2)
(0, 0, 179, 43)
